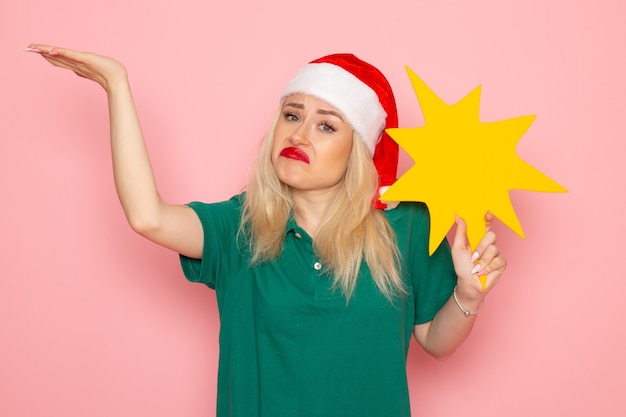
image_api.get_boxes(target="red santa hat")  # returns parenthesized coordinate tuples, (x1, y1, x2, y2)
(281, 54, 399, 209)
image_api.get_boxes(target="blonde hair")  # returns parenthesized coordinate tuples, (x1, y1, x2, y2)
(240, 107, 405, 302)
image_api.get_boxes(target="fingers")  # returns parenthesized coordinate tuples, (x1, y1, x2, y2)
(26, 44, 63, 56)
(25, 44, 121, 89)
(450, 216, 481, 285)
(25, 44, 83, 64)
(472, 243, 504, 275)
(26, 44, 70, 53)
(452, 215, 469, 252)
(454, 212, 507, 291)
(485, 211, 494, 232)
(26, 45, 71, 69)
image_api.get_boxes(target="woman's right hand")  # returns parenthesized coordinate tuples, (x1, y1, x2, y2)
(25, 44, 128, 92)
(26, 43, 205, 259)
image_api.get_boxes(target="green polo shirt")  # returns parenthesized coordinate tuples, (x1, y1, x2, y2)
(180, 194, 456, 417)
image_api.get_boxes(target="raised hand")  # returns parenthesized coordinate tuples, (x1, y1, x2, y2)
(25, 44, 128, 92)
(451, 212, 507, 301)
(25, 43, 204, 259)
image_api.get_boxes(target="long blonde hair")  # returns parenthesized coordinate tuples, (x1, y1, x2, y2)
(240, 108, 405, 302)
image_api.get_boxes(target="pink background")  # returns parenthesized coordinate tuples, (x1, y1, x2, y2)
(2, 0, 624, 416)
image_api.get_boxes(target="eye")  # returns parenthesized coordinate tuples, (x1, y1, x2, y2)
(283, 111, 299, 122)
(319, 122, 336, 133)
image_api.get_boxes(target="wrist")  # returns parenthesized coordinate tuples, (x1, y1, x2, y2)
(453, 286, 484, 316)
(105, 74, 130, 94)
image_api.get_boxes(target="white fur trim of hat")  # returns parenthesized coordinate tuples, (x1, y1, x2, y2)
(281, 62, 387, 155)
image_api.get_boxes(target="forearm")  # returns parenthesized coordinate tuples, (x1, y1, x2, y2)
(415, 213, 506, 360)
(107, 79, 163, 232)
(415, 289, 484, 361)
(27, 45, 204, 254)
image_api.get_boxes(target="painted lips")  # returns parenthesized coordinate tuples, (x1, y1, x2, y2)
(279, 147, 310, 164)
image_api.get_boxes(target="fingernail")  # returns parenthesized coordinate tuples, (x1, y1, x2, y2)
(471, 251, 480, 263)
(24, 47, 42, 53)
(49, 50, 59, 55)
(454, 214, 459, 224)
(471, 264, 481, 275)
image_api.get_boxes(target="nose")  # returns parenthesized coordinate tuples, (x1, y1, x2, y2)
(288, 121, 310, 146)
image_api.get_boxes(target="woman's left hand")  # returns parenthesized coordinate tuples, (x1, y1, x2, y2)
(451, 212, 507, 302)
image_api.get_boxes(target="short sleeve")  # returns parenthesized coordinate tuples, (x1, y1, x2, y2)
(412, 237, 457, 324)
(179, 195, 245, 290)
(386, 202, 457, 325)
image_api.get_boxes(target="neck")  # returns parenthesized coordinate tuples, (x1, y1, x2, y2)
(291, 189, 336, 238)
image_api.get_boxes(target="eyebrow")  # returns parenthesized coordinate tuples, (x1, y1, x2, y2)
(284, 102, 345, 122)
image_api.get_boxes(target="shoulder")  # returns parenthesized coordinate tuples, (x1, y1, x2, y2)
(383, 202, 433, 255)
(384, 201, 430, 228)
(187, 193, 245, 218)
(185, 194, 246, 236)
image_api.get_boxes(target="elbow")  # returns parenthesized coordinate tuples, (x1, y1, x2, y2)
(414, 327, 457, 361)
(122, 199, 166, 237)
(424, 346, 457, 362)
(430, 351, 453, 362)
(127, 215, 162, 237)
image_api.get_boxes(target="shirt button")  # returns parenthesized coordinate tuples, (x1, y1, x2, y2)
(294, 232, 302, 239)
(314, 262, 322, 271)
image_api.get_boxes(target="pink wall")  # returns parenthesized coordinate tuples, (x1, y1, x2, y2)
(2, 0, 624, 416)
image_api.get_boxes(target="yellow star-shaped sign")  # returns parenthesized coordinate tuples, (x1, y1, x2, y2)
(382, 67, 567, 271)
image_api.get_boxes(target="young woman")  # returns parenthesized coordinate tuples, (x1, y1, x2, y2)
(26, 44, 506, 417)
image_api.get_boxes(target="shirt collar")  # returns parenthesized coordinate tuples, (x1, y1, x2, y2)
(285, 213, 299, 235)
